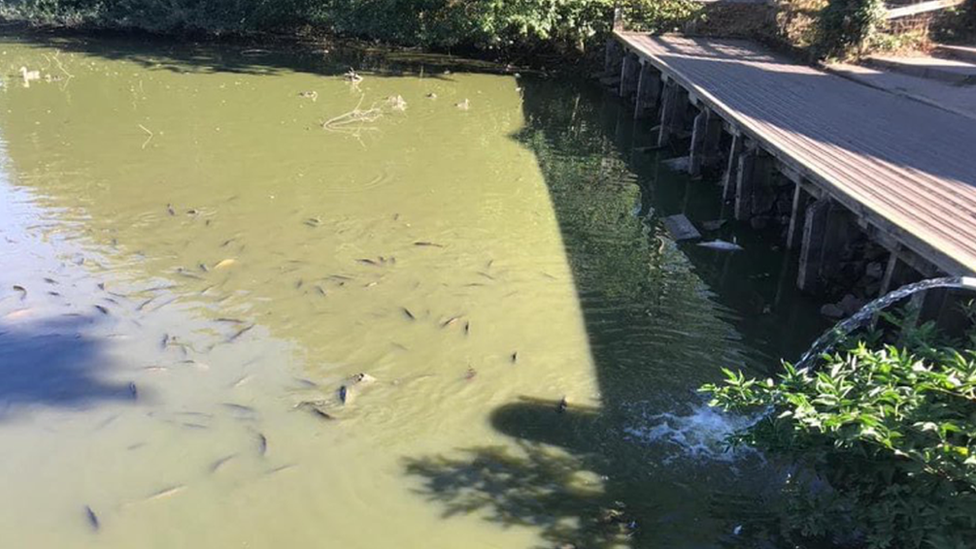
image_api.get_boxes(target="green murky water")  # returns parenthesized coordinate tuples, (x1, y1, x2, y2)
(0, 33, 827, 549)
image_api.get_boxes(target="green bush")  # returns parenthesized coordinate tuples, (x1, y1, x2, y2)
(0, 0, 703, 53)
(813, 0, 886, 58)
(701, 329, 976, 548)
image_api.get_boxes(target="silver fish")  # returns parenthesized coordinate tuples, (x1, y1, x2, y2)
(696, 239, 743, 252)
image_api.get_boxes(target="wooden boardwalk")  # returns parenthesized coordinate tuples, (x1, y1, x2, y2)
(612, 32, 976, 279)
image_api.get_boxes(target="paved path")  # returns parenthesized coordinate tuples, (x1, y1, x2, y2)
(616, 32, 976, 274)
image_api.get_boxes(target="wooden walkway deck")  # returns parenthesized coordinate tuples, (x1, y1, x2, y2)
(614, 32, 976, 277)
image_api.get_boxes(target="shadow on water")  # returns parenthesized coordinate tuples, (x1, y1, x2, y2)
(0, 314, 136, 417)
(7, 29, 511, 78)
(1, 31, 829, 547)
(407, 75, 828, 548)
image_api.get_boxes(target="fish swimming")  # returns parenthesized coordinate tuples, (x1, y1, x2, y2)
(209, 454, 236, 473)
(441, 316, 461, 328)
(84, 505, 99, 531)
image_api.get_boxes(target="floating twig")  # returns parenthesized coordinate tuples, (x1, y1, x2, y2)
(138, 124, 154, 150)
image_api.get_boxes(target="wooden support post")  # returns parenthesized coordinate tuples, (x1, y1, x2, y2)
(657, 79, 689, 148)
(797, 200, 855, 293)
(701, 113, 723, 168)
(734, 150, 757, 220)
(735, 147, 775, 221)
(786, 183, 811, 250)
(604, 39, 623, 75)
(797, 199, 831, 293)
(634, 62, 662, 120)
(688, 110, 707, 177)
(879, 249, 907, 297)
(721, 134, 743, 203)
(688, 108, 723, 178)
(619, 53, 640, 100)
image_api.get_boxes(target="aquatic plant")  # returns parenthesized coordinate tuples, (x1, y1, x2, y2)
(701, 312, 976, 548)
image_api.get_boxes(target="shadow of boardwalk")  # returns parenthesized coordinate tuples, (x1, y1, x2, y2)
(0, 314, 134, 417)
(405, 76, 825, 548)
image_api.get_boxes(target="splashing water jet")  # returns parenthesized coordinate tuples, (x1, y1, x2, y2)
(796, 276, 976, 369)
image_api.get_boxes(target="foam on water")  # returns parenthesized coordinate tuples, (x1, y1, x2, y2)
(624, 402, 761, 463)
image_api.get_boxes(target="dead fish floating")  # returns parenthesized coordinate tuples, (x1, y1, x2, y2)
(338, 373, 377, 405)
(401, 307, 416, 321)
(413, 241, 444, 248)
(696, 239, 744, 252)
(256, 432, 268, 456)
(12, 285, 26, 300)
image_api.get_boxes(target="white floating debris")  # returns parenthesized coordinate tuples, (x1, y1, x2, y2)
(697, 239, 743, 252)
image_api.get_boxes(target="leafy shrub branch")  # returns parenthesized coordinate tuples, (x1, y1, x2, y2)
(701, 317, 976, 548)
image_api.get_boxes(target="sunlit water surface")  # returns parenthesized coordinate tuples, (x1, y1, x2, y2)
(0, 34, 827, 549)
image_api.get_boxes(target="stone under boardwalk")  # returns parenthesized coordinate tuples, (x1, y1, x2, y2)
(612, 32, 976, 292)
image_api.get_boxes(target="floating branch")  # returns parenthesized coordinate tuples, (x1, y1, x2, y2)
(321, 94, 384, 136)
(138, 124, 154, 149)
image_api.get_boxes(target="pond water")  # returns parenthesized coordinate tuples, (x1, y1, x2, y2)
(0, 33, 828, 549)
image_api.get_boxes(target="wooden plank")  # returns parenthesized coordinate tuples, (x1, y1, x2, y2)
(886, 0, 966, 19)
(614, 32, 976, 276)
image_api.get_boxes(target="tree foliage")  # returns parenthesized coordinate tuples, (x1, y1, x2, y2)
(813, 0, 887, 58)
(701, 323, 976, 548)
(0, 0, 702, 53)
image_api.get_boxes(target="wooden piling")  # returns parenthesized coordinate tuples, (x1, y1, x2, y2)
(634, 62, 662, 120)
(619, 53, 640, 99)
(688, 108, 722, 178)
(786, 184, 811, 250)
(721, 133, 743, 203)
(657, 79, 688, 148)
(797, 200, 856, 293)
(797, 199, 832, 292)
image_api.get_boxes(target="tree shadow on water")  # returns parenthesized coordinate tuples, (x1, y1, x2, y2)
(0, 314, 136, 418)
(404, 404, 636, 549)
